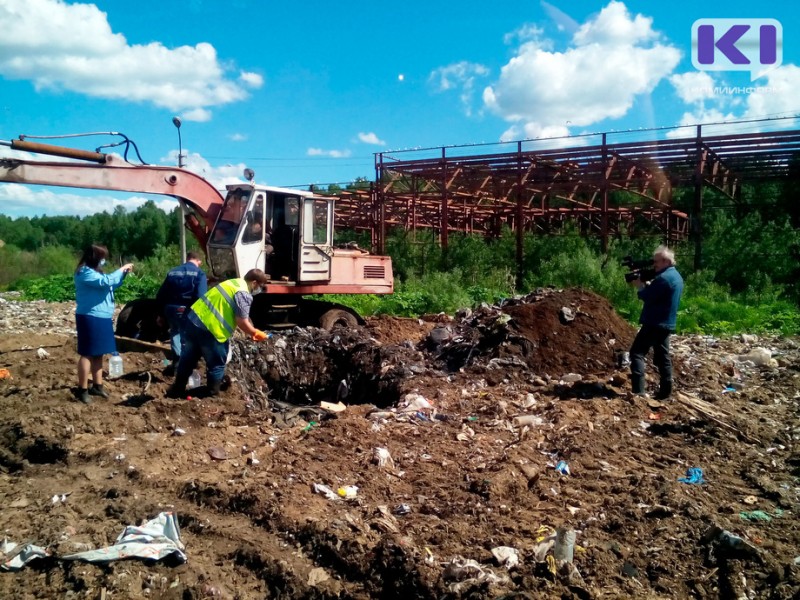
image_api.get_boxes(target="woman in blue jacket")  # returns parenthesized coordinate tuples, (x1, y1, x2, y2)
(74, 245, 134, 404)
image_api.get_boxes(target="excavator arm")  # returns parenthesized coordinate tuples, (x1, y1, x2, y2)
(0, 139, 224, 249)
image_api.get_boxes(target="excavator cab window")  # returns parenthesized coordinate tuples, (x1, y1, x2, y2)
(212, 189, 251, 245)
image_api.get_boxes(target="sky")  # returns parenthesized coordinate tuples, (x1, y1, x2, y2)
(0, 0, 798, 218)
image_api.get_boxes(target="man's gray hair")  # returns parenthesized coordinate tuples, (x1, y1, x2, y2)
(654, 245, 675, 265)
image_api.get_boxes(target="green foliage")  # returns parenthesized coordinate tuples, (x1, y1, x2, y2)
(15, 272, 161, 304)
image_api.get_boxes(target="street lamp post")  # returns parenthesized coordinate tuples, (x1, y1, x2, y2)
(173, 117, 187, 262)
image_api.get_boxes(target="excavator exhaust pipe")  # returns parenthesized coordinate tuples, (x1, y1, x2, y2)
(5, 139, 107, 164)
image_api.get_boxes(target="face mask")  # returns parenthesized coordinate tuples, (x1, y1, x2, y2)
(99, 259, 107, 267)
(251, 285, 262, 296)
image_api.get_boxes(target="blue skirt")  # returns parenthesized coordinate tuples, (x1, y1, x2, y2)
(76, 314, 117, 357)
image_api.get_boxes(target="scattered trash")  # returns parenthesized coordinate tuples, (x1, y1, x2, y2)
(0, 368, 12, 380)
(246, 452, 259, 466)
(736, 347, 777, 368)
(0, 540, 50, 570)
(312, 483, 339, 501)
(337, 485, 358, 500)
(51, 493, 69, 504)
(62, 512, 186, 564)
(307, 566, 330, 587)
(207, 447, 228, 461)
(513, 414, 544, 427)
(393, 503, 411, 515)
(320, 401, 346, 413)
(373, 447, 394, 469)
(742, 495, 758, 505)
(187, 370, 202, 390)
(702, 525, 760, 560)
(739, 510, 774, 522)
(491, 546, 520, 569)
(616, 350, 631, 368)
(442, 556, 508, 593)
(553, 528, 576, 563)
(172, 428, 187, 437)
(559, 307, 575, 323)
(677, 467, 705, 485)
(400, 393, 434, 415)
(36, 348, 49, 359)
(555, 461, 571, 476)
(302, 421, 318, 432)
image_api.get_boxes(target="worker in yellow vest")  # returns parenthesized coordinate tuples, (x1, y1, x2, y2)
(167, 269, 270, 398)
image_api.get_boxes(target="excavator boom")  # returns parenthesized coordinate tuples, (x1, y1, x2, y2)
(0, 141, 224, 248)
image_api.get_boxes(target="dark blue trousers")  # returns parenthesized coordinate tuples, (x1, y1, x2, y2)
(630, 324, 673, 396)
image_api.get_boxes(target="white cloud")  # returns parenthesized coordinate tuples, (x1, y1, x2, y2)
(357, 132, 386, 146)
(239, 71, 264, 88)
(0, 0, 260, 114)
(483, 1, 680, 135)
(666, 64, 800, 136)
(503, 24, 548, 46)
(0, 183, 178, 218)
(499, 123, 570, 143)
(669, 71, 717, 104)
(307, 148, 352, 158)
(229, 133, 247, 142)
(182, 108, 212, 122)
(429, 61, 490, 116)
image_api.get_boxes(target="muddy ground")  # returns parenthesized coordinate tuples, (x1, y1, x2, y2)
(0, 288, 798, 600)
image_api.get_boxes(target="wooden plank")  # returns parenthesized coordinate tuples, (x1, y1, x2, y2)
(114, 335, 170, 354)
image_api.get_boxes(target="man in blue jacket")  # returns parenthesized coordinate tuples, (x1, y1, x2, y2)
(156, 251, 208, 375)
(630, 245, 684, 400)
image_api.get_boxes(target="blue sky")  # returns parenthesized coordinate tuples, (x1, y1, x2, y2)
(0, 0, 798, 218)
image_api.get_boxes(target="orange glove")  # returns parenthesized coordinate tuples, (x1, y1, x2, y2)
(251, 330, 268, 341)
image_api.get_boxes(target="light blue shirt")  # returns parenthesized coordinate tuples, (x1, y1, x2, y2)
(74, 265, 127, 318)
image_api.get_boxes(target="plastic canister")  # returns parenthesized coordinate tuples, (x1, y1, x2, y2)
(553, 528, 576, 563)
(187, 369, 202, 390)
(108, 352, 124, 378)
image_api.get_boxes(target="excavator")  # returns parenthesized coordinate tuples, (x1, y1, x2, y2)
(0, 136, 393, 340)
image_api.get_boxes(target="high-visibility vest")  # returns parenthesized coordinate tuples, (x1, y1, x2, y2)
(190, 278, 249, 342)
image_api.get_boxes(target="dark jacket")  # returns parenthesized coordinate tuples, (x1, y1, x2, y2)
(156, 261, 208, 308)
(638, 265, 684, 330)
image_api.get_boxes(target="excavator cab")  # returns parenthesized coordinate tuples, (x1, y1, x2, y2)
(206, 185, 334, 284)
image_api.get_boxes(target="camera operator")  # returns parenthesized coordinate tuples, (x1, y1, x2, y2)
(629, 245, 684, 400)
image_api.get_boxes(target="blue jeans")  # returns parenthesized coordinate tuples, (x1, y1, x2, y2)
(175, 318, 229, 386)
(164, 305, 187, 364)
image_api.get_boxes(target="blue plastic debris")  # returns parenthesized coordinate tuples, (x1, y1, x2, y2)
(678, 467, 705, 485)
(555, 461, 571, 476)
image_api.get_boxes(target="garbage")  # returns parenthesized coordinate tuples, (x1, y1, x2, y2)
(702, 525, 760, 560)
(559, 307, 575, 323)
(553, 528, 576, 563)
(742, 495, 758, 505)
(560, 373, 583, 383)
(677, 467, 705, 485)
(0, 540, 50, 570)
(442, 556, 508, 593)
(62, 512, 186, 564)
(739, 510, 774, 522)
(312, 483, 339, 501)
(393, 503, 411, 515)
(555, 461, 571, 476)
(187, 370, 202, 390)
(108, 352, 124, 378)
(400, 393, 434, 415)
(0, 368, 12, 380)
(320, 401, 346, 413)
(513, 414, 544, 427)
(736, 347, 777, 368)
(36, 347, 49, 359)
(207, 447, 228, 461)
(373, 447, 394, 469)
(491, 546, 520, 569)
(337, 485, 358, 499)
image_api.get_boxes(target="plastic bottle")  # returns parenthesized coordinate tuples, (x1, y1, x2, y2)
(187, 369, 202, 390)
(109, 352, 124, 378)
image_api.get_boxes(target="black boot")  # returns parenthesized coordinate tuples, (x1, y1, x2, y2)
(89, 384, 109, 399)
(208, 380, 222, 397)
(76, 388, 92, 404)
(167, 376, 188, 399)
(654, 380, 673, 400)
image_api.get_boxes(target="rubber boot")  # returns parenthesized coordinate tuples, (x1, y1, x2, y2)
(654, 380, 673, 400)
(167, 376, 189, 399)
(208, 380, 222, 397)
(89, 384, 109, 398)
(77, 388, 92, 404)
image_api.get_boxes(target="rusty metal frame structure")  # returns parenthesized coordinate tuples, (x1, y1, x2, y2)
(331, 125, 800, 272)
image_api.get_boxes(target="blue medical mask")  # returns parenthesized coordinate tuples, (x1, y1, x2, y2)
(99, 259, 107, 267)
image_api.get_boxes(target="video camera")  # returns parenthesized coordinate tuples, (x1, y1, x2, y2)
(622, 255, 656, 283)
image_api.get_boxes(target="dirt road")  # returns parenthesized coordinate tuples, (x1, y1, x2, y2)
(0, 290, 798, 599)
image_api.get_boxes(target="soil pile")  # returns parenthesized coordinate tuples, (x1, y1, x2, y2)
(0, 291, 799, 600)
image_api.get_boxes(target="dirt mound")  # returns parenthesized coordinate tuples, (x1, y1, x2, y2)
(431, 288, 635, 377)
